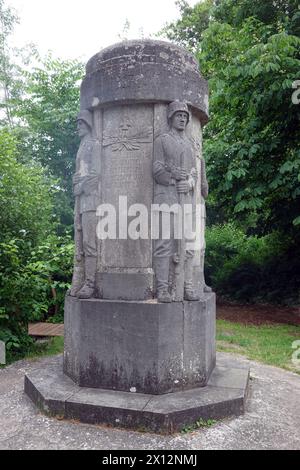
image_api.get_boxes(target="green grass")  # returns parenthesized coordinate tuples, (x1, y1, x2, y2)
(0, 336, 64, 367)
(25, 336, 64, 360)
(217, 319, 300, 373)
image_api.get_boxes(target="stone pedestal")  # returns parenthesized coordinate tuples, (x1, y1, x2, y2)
(63, 294, 216, 394)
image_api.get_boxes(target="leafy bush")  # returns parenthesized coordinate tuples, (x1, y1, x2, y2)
(205, 224, 300, 304)
(0, 129, 73, 360)
(0, 129, 54, 245)
(0, 234, 73, 360)
(28, 234, 74, 321)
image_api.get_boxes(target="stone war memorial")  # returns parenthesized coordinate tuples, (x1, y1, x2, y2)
(25, 39, 249, 433)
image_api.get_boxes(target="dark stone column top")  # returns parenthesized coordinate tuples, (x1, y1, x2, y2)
(81, 39, 209, 125)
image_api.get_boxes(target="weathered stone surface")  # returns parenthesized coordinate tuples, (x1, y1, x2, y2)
(97, 103, 154, 299)
(101, 104, 153, 268)
(24, 356, 78, 416)
(69, 40, 210, 301)
(25, 354, 249, 434)
(81, 40, 209, 125)
(69, 111, 101, 299)
(63, 293, 216, 394)
(152, 101, 208, 302)
(208, 365, 250, 390)
(97, 271, 153, 301)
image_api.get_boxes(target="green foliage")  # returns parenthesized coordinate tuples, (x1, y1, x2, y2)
(0, 325, 34, 363)
(0, 1, 82, 361)
(28, 234, 74, 321)
(15, 55, 84, 206)
(213, 0, 300, 33)
(1, 53, 84, 232)
(164, 1, 300, 236)
(165, 1, 300, 46)
(181, 418, 217, 433)
(0, 129, 53, 243)
(202, 22, 300, 235)
(206, 224, 300, 304)
(24, 336, 64, 361)
(160, 0, 213, 50)
(0, 128, 73, 359)
(0, 234, 73, 359)
(163, 0, 300, 305)
(0, 0, 19, 126)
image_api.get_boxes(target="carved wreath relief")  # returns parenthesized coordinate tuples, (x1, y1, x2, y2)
(103, 117, 152, 152)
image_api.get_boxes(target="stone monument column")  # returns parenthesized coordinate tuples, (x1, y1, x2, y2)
(25, 40, 249, 433)
(77, 40, 210, 301)
(64, 40, 215, 393)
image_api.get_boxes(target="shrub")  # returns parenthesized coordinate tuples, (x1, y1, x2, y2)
(205, 224, 300, 304)
(0, 234, 73, 360)
(0, 129, 73, 359)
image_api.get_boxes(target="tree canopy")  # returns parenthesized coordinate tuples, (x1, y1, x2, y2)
(163, 0, 300, 237)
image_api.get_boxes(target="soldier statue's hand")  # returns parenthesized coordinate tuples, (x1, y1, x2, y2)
(73, 183, 83, 197)
(176, 180, 191, 194)
(172, 166, 189, 181)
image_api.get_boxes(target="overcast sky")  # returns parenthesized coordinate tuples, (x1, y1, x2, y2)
(7, 0, 199, 62)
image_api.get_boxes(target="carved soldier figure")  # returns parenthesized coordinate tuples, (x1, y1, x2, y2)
(153, 101, 210, 302)
(69, 110, 100, 299)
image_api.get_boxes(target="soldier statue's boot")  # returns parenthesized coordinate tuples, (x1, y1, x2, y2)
(200, 250, 212, 293)
(77, 256, 97, 299)
(184, 256, 200, 301)
(204, 284, 212, 293)
(154, 256, 172, 303)
(69, 265, 84, 297)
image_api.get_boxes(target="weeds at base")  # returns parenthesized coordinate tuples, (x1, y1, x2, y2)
(181, 418, 217, 434)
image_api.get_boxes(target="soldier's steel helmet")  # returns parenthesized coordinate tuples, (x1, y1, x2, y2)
(167, 101, 190, 123)
(76, 109, 93, 129)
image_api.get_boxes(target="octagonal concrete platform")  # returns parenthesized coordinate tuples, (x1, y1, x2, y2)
(24, 356, 249, 434)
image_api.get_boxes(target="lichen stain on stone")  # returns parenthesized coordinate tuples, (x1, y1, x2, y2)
(80, 353, 162, 393)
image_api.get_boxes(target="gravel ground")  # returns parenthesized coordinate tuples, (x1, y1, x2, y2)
(0, 352, 299, 450)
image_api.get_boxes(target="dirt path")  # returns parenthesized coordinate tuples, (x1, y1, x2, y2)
(217, 301, 300, 326)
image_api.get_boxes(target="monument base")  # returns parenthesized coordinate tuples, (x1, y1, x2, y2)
(24, 355, 249, 433)
(63, 294, 216, 394)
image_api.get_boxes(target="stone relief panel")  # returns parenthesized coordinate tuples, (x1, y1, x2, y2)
(101, 104, 154, 269)
(103, 119, 152, 152)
